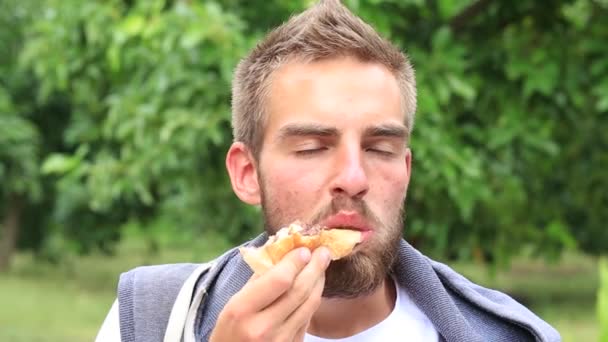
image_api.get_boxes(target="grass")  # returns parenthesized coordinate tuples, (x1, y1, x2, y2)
(0, 232, 231, 342)
(452, 252, 599, 341)
(0, 274, 114, 342)
(0, 237, 599, 341)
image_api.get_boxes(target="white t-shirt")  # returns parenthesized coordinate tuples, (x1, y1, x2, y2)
(304, 279, 439, 342)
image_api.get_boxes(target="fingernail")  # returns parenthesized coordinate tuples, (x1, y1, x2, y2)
(300, 248, 312, 262)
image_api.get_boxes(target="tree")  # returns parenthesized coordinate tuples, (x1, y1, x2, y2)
(19, 0, 259, 255)
(0, 0, 43, 270)
(349, 0, 608, 264)
(4, 0, 607, 268)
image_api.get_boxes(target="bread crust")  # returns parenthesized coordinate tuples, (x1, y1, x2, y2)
(240, 222, 362, 274)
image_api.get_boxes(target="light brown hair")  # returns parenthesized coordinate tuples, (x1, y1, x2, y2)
(231, 0, 416, 157)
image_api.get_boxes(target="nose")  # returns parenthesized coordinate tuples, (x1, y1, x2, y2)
(330, 147, 369, 199)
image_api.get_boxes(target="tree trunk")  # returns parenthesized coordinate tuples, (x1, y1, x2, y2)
(0, 193, 23, 272)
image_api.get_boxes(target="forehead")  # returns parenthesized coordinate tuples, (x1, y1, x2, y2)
(264, 57, 404, 135)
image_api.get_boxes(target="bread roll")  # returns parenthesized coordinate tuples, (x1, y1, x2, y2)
(240, 222, 362, 274)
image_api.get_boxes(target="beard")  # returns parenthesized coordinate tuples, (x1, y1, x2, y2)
(260, 184, 405, 299)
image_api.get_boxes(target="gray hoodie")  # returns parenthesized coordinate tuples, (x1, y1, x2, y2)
(104, 234, 561, 342)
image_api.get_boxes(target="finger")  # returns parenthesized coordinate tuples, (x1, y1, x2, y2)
(234, 247, 312, 312)
(277, 274, 325, 341)
(292, 320, 310, 342)
(260, 247, 330, 324)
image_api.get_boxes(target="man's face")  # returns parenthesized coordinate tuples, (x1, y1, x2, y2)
(257, 56, 412, 298)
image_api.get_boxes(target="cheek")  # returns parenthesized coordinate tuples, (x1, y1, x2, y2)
(262, 161, 324, 217)
(369, 163, 408, 212)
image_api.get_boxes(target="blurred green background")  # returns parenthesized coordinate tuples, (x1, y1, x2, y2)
(1, 0, 607, 341)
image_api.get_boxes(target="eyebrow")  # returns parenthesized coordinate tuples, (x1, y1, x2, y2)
(276, 122, 408, 142)
(363, 123, 407, 139)
(277, 123, 339, 141)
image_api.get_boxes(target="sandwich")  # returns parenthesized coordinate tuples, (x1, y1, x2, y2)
(239, 222, 362, 274)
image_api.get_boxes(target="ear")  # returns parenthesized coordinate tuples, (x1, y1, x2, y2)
(403, 147, 412, 193)
(226, 142, 261, 205)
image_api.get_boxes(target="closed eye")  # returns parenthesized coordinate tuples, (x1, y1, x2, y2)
(365, 148, 394, 156)
(295, 147, 328, 156)
(364, 138, 401, 158)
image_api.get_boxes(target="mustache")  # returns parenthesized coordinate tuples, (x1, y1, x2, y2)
(309, 195, 381, 227)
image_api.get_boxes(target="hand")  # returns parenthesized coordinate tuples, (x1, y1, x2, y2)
(210, 246, 331, 342)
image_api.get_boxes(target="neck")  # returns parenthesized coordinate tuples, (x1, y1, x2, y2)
(307, 276, 396, 339)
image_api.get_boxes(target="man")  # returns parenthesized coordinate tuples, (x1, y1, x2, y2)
(97, 1, 560, 341)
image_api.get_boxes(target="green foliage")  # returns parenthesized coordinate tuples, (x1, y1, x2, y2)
(0, 0, 42, 202)
(18, 0, 260, 251)
(351, 0, 608, 263)
(0, 111, 41, 200)
(1, 0, 606, 265)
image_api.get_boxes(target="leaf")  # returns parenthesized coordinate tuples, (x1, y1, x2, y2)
(597, 96, 608, 112)
(120, 15, 145, 36)
(546, 221, 577, 250)
(42, 153, 79, 174)
(446, 73, 476, 101)
(432, 26, 452, 51)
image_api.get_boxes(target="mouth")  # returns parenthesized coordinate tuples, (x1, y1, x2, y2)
(319, 211, 373, 241)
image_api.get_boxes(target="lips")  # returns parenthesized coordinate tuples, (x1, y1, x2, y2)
(319, 211, 372, 232)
